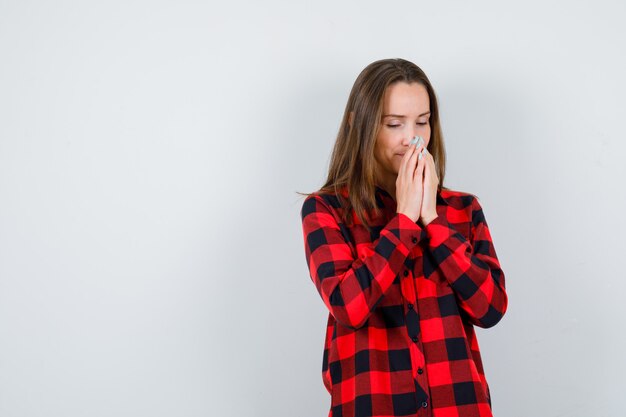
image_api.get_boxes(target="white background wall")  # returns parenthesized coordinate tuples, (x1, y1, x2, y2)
(1, 1, 624, 416)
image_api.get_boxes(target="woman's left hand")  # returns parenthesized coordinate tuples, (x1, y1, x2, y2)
(419, 149, 439, 226)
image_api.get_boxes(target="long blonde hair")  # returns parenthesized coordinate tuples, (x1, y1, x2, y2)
(297, 58, 448, 233)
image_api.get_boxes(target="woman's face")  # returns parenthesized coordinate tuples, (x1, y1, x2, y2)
(374, 81, 431, 178)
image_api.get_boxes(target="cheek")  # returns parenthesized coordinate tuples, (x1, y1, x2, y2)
(375, 135, 394, 155)
(423, 129, 432, 147)
(373, 143, 388, 165)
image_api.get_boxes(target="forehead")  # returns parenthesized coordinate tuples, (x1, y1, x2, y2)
(383, 82, 430, 114)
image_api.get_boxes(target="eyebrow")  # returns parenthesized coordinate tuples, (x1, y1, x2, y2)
(383, 111, 431, 118)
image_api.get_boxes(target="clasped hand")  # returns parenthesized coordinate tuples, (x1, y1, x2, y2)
(395, 141, 439, 225)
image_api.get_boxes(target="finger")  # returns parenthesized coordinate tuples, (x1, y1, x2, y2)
(415, 145, 426, 172)
(413, 143, 425, 160)
(398, 142, 416, 176)
(416, 150, 426, 172)
(416, 144, 424, 160)
(403, 142, 423, 182)
(413, 163, 424, 182)
(419, 150, 428, 167)
(407, 143, 420, 167)
(425, 151, 435, 171)
(411, 145, 424, 167)
(413, 150, 426, 180)
(403, 141, 418, 163)
(417, 144, 427, 161)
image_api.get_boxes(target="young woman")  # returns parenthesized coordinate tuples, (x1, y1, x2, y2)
(299, 58, 508, 417)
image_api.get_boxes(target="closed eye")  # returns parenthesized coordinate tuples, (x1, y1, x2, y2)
(386, 122, 428, 128)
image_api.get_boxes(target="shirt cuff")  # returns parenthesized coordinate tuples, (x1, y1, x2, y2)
(392, 212, 428, 250)
(423, 214, 458, 248)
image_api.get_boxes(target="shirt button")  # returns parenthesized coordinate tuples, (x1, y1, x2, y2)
(403, 270, 409, 277)
(412, 237, 418, 244)
(412, 336, 418, 342)
(421, 401, 428, 408)
(417, 367, 423, 374)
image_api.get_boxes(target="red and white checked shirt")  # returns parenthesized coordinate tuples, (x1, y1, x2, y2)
(300, 185, 508, 417)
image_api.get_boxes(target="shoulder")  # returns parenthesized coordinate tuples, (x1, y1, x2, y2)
(440, 188, 489, 230)
(439, 187, 486, 225)
(301, 190, 345, 220)
(439, 187, 479, 210)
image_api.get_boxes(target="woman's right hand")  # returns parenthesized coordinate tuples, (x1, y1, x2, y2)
(395, 141, 426, 223)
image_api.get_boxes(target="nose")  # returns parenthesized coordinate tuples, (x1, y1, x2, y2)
(403, 127, 423, 146)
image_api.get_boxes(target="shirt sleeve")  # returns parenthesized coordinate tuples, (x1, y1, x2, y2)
(301, 194, 426, 330)
(423, 196, 508, 328)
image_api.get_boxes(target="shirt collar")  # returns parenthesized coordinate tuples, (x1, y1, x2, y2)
(375, 184, 448, 207)
(374, 185, 393, 200)
(340, 184, 447, 208)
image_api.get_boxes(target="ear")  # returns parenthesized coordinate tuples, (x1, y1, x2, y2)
(348, 111, 354, 127)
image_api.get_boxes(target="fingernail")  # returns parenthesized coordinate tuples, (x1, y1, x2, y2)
(409, 135, 424, 147)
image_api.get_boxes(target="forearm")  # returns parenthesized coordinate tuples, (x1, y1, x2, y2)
(423, 201, 508, 328)
(302, 196, 427, 329)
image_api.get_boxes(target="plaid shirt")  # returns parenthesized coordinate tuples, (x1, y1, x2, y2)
(300, 185, 508, 417)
